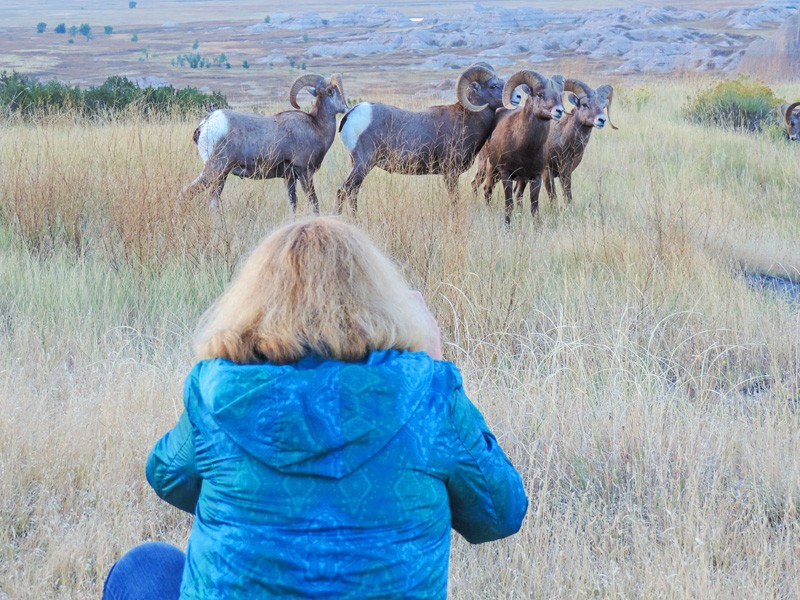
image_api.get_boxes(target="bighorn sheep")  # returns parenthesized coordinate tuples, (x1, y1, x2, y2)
(475, 70, 565, 226)
(780, 102, 800, 140)
(179, 74, 347, 214)
(335, 63, 505, 213)
(515, 78, 617, 205)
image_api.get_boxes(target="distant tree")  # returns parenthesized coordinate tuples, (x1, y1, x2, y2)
(303, 33, 308, 43)
(104, 26, 113, 35)
(242, 60, 250, 69)
(69, 25, 78, 38)
(68, 38, 74, 44)
(79, 24, 92, 40)
(264, 16, 270, 23)
(129, 1, 137, 7)
(131, 33, 138, 42)
(192, 39, 199, 50)
(36, 22, 46, 34)
(301, 62, 307, 70)
(54, 23, 66, 34)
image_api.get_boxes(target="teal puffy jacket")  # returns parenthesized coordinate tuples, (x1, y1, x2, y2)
(146, 349, 528, 599)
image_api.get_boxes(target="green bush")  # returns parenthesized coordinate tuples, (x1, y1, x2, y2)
(0, 71, 227, 120)
(104, 26, 113, 35)
(54, 23, 66, 34)
(684, 77, 780, 132)
(36, 22, 46, 34)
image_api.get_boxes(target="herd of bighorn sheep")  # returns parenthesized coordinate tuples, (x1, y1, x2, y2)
(180, 66, 800, 226)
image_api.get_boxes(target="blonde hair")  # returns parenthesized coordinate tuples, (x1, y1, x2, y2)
(194, 217, 429, 364)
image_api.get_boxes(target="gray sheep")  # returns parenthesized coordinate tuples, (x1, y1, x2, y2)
(179, 74, 347, 214)
(516, 78, 617, 206)
(335, 63, 505, 213)
(780, 102, 800, 140)
(475, 70, 565, 226)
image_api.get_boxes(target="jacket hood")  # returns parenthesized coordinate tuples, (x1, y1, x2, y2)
(191, 350, 434, 479)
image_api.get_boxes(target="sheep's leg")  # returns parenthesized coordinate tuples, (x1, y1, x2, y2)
(207, 176, 227, 213)
(444, 172, 460, 207)
(336, 162, 371, 214)
(471, 159, 487, 199)
(178, 172, 212, 206)
(502, 177, 514, 228)
(543, 168, 557, 205)
(513, 180, 526, 204)
(560, 171, 573, 205)
(529, 174, 542, 218)
(298, 172, 320, 214)
(482, 167, 496, 206)
(180, 160, 228, 212)
(285, 175, 299, 217)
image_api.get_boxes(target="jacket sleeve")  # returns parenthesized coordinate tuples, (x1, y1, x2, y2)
(146, 407, 202, 514)
(444, 372, 528, 544)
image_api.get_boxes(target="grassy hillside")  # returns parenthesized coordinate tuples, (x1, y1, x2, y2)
(1, 80, 799, 598)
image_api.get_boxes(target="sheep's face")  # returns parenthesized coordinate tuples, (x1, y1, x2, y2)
(469, 75, 505, 110)
(311, 79, 348, 114)
(786, 109, 800, 141)
(569, 93, 607, 129)
(527, 83, 564, 122)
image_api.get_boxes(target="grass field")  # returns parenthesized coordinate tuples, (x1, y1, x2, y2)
(1, 79, 800, 598)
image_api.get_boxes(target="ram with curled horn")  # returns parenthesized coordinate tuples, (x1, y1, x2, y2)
(779, 101, 800, 141)
(474, 69, 565, 226)
(335, 63, 506, 213)
(179, 73, 347, 215)
(509, 78, 618, 207)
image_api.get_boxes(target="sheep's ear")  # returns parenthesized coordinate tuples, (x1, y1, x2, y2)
(308, 88, 317, 97)
(568, 93, 580, 107)
(470, 81, 480, 92)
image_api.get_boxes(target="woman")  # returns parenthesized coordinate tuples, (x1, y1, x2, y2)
(104, 217, 527, 599)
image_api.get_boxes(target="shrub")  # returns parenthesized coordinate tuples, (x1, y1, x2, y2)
(79, 24, 92, 40)
(129, 1, 137, 7)
(131, 33, 138, 42)
(0, 71, 228, 119)
(684, 77, 780, 132)
(242, 60, 250, 69)
(104, 26, 113, 35)
(36, 22, 46, 34)
(54, 23, 66, 34)
(173, 52, 211, 69)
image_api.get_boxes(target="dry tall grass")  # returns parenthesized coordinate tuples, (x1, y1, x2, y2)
(1, 82, 799, 599)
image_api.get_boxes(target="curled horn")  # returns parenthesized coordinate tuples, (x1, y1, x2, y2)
(289, 74, 326, 109)
(330, 73, 346, 102)
(563, 78, 593, 100)
(456, 64, 496, 112)
(502, 70, 548, 109)
(596, 84, 619, 130)
(783, 101, 800, 126)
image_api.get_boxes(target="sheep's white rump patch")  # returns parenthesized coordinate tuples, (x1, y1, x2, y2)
(340, 103, 372, 153)
(197, 110, 229, 162)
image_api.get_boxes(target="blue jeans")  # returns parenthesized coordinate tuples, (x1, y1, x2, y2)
(103, 541, 185, 600)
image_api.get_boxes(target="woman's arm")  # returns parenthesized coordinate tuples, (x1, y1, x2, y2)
(444, 379, 528, 544)
(146, 410, 202, 514)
